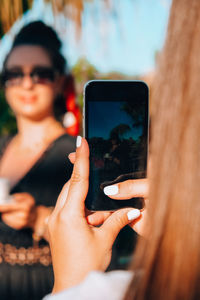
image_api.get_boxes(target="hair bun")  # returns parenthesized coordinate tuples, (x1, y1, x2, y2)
(13, 21, 62, 52)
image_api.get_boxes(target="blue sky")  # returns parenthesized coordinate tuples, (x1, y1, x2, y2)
(0, 0, 171, 75)
(88, 101, 142, 140)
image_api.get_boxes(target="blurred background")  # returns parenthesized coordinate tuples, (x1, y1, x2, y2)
(0, 0, 171, 136)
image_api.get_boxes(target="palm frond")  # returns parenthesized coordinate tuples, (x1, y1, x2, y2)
(0, 0, 103, 36)
(0, 0, 33, 37)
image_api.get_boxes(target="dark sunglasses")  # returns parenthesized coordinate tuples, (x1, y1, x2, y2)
(1, 66, 57, 87)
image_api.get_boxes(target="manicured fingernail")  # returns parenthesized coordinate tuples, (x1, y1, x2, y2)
(104, 185, 118, 195)
(127, 209, 140, 221)
(68, 152, 75, 157)
(76, 136, 82, 148)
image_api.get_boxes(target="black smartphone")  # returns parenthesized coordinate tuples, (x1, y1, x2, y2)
(84, 80, 149, 211)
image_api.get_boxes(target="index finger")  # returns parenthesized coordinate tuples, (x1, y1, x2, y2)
(103, 178, 148, 199)
(0, 201, 18, 212)
(63, 137, 89, 214)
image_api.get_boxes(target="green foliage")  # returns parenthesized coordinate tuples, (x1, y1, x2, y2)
(0, 22, 3, 38)
(22, 0, 32, 12)
(0, 90, 17, 136)
(71, 57, 134, 109)
(72, 57, 98, 109)
(72, 57, 97, 82)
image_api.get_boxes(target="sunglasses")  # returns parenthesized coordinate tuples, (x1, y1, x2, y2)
(1, 66, 57, 87)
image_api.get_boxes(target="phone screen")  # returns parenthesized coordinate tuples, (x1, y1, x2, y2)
(84, 81, 148, 211)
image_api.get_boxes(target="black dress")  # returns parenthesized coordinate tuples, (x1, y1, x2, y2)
(0, 134, 76, 300)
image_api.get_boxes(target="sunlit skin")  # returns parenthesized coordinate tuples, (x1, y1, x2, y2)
(0, 45, 65, 233)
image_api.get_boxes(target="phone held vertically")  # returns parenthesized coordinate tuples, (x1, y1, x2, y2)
(84, 80, 149, 211)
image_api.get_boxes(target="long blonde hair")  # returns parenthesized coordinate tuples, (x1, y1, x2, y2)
(125, 0, 200, 299)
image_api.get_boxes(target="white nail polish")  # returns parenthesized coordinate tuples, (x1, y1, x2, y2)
(76, 136, 82, 148)
(104, 185, 118, 196)
(127, 209, 140, 221)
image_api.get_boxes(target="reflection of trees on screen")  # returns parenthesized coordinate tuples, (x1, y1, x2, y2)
(120, 100, 147, 171)
(110, 124, 131, 140)
(90, 137, 108, 157)
(89, 118, 146, 175)
(121, 100, 145, 128)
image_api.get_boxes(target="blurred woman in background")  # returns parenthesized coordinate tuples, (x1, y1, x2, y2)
(0, 21, 76, 299)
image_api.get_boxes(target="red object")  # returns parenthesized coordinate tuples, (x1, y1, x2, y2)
(63, 75, 81, 136)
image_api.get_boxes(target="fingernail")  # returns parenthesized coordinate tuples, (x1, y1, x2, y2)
(68, 152, 74, 158)
(127, 209, 140, 221)
(104, 185, 118, 195)
(76, 136, 82, 148)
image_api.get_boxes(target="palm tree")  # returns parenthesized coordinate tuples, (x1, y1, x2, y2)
(110, 124, 131, 140)
(0, 0, 102, 37)
(0, 0, 33, 36)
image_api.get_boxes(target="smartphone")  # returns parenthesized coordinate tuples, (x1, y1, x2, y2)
(84, 80, 149, 211)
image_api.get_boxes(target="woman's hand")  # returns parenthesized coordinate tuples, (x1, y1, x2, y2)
(0, 192, 36, 230)
(33, 205, 53, 241)
(102, 179, 149, 236)
(68, 152, 149, 236)
(47, 137, 141, 293)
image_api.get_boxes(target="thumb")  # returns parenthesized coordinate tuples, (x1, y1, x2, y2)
(53, 180, 71, 215)
(100, 208, 141, 244)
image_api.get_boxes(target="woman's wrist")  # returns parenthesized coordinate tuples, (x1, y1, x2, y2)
(32, 206, 54, 243)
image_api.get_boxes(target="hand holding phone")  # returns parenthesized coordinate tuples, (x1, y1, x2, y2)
(48, 137, 141, 293)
